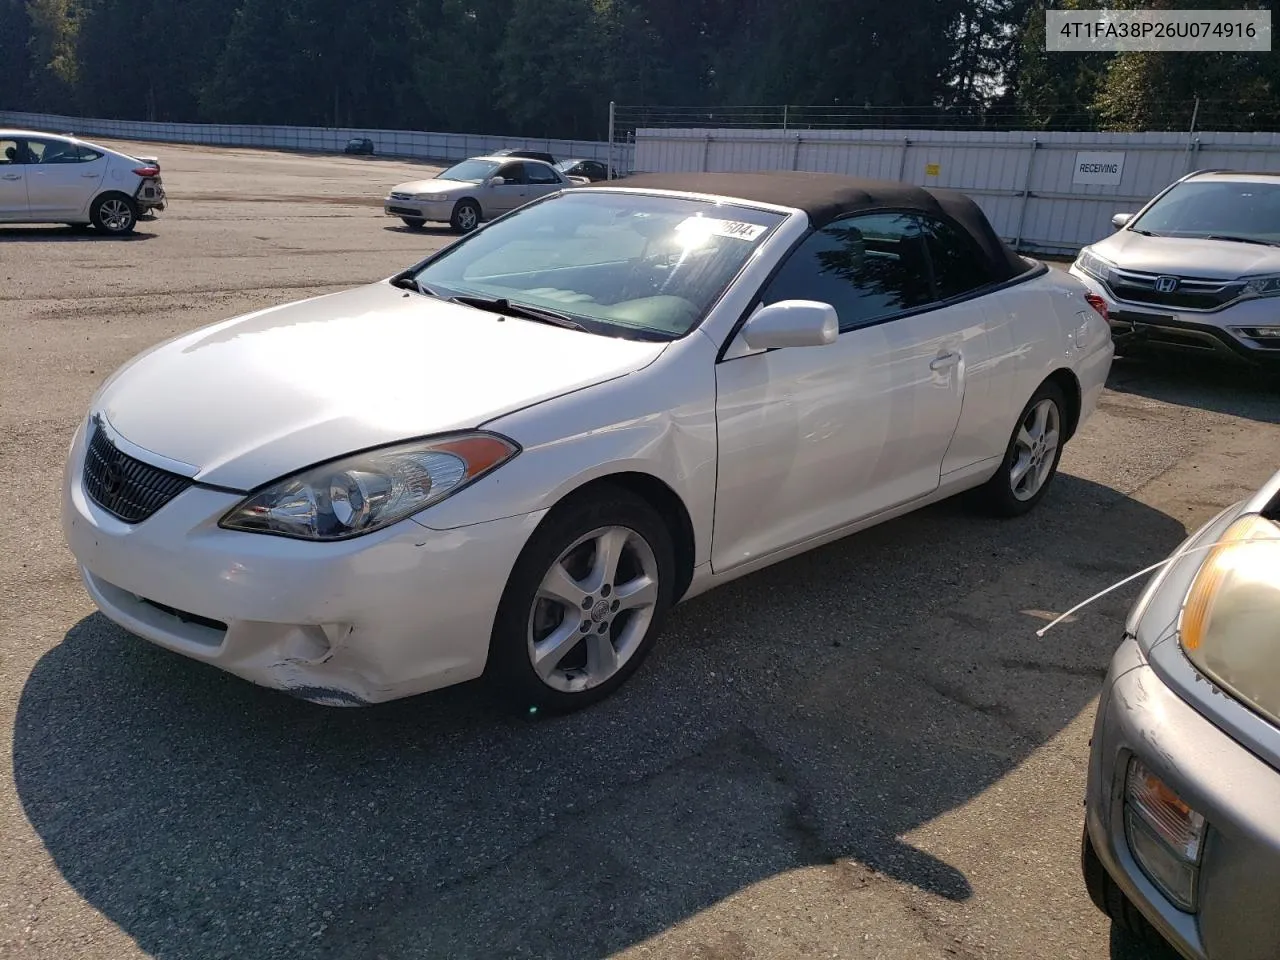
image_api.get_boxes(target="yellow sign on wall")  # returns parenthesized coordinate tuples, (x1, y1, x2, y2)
(925, 162, 941, 177)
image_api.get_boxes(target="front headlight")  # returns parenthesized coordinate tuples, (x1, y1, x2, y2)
(413, 192, 451, 201)
(1239, 274, 1280, 300)
(219, 432, 519, 541)
(1179, 513, 1280, 725)
(1074, 248, 1115, 281)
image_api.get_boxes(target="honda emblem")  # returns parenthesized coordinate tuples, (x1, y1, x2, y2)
(1154, 276, 1180, 294)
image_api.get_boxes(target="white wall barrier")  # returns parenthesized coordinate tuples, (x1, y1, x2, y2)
(631, 127, 1280, 254)
(0, 110, 631, 169)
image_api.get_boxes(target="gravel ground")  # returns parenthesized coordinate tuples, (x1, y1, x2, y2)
(2, 140, 1279, 960)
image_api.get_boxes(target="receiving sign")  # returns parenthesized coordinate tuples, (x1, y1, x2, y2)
(1073, 151, 1126, 186)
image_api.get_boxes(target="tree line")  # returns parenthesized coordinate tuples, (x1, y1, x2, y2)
(1, 0, 1277, 141)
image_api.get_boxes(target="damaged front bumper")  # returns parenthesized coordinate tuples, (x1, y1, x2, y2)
(61, 420, 545, 705)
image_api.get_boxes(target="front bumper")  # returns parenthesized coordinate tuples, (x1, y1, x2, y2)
(384, 197, 457, 222)
(61, 418, 544, 705)
(1069, 267, 1280, 368)
(1084, 637, 1280, 959)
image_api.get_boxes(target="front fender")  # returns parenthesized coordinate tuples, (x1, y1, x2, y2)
(412, 336, 719, 566)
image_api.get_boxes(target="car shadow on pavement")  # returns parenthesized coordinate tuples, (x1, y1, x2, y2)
(0, 226, 158, 242)
(15, 474, 1187, 960)
(1107, 354, 1280, 424)
(383, 223, 459, 237)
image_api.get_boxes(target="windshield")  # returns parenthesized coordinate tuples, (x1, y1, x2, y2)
(437, 159, 500, 182)
(1131, 180, 1280, 244)
(554, 160, 577, 172)
(412, 190, 786, 339)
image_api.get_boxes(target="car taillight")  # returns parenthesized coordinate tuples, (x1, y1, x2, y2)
(1085, 292, 1109, 323)
(132, 165, 160, 177)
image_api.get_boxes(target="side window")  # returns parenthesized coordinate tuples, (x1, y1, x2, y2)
(496, 162, 525, 184)
(525, 162, 560, 184)
(23, 139, 49, 163)
(918, 216, 996, 300)
(0, 139, 18, 165)
(43, 143, 101, 163)
(759, 212, 934, 331)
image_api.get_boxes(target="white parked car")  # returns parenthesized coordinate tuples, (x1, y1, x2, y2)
(384, 155, 573, 233)
(62, 172, 1114, 712)
(1071, 170, 1280, 370)
(0, 129, 165, 235)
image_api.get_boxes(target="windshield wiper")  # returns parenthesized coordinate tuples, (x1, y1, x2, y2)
(449, 294, 590, 332)
(1204, 234, 1280, 247)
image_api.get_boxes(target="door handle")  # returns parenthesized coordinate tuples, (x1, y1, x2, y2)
(1, 174, 20, 181)
(930, 351, 960, 371)
(81, 172, 100, 177)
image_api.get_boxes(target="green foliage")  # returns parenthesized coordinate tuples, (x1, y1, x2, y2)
(3, 0, 1278, 136)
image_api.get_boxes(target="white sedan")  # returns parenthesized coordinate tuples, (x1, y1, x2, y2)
(62, 171, 1114, 712)
(0, 128, 165, 234)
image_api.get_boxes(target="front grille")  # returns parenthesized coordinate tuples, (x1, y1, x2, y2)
(388, 205, 422, 217)
(1105, 269, 1243, 312)
(389, 192, 413, 201)
(83, 420, 192, 524)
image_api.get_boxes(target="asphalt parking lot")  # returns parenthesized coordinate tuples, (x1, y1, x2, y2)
(3, 140, 1280, 960)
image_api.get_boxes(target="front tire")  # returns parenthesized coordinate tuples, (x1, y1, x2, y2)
(90, 192, 137, 236)
(486, 486, 676, 714)
(973, 380, 1067, 517)
(450, 199, 480, 233)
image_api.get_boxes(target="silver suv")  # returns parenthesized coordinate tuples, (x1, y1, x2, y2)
(1070, 170, 1280, 369)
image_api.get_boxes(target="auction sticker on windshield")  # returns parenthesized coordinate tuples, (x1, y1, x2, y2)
(676, 217, 768, 241)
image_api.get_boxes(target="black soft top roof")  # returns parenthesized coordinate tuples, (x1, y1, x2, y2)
(604, 171, 1028, 282)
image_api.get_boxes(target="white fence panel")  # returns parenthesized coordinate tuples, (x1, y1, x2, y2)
(0, 110, 632, 170)
(631, 126, 1280, 254)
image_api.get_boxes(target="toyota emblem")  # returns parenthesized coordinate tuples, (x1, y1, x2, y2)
(1154, 276, 1179, 294)
(101, 461, 122, 497)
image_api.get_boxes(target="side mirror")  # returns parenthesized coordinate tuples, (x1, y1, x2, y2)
(740, 300, 838, 350)
(1111, 213, 1133, 229)
(488, 176, 505, 187)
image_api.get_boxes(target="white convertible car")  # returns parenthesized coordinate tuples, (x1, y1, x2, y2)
(62, 172, 1113, 711)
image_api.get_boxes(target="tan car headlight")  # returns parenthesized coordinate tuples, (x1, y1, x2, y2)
(1179, 513, 1280, 726)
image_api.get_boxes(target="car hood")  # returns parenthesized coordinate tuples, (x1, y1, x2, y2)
(93, 282, 667, 490)
(1092, 230, 1280, 279)
(391, 178, 475, 196)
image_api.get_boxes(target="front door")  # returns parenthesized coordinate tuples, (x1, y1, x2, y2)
(485, 161, 529, 216)
(24, 138, 109, 219)
(523, 161, 567, 202)
(711, 212, 971, 573)
(0, 138, 28, 221)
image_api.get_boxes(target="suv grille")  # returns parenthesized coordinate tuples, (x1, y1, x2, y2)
(1105, 269, 1243, 312)
(83, 420, 192, 524)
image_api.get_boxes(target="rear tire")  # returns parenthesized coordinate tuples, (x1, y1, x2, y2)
(971, 379, 1067, 517)
(400, 217, 426, 230)
(450, 199, 481, 233)
(485, 486, 676, 715)
(90, 192, 137, 236)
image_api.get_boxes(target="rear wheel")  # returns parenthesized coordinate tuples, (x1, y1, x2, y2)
(90, 192, 137, 236)
(972, 380, 1066, 517)
(486, 486, 675, 714)
(400, 217, 426, 230)
(450, 199, 480, 233)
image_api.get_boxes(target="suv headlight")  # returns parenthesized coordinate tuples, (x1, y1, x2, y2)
(1074, 248, 1114, 281)
(1179, 513, 1280, 726)
(219, 432, 519, 541)
(1239, 274, 1280, 300)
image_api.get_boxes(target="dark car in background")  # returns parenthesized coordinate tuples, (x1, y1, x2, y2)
(490, 148, 556, 164)
(555, 158, 619, 183)
(344, 138, 375, 156)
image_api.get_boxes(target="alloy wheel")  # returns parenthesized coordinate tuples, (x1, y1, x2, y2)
(527, 525, 659, 693)
(1010, 398, 1061, 501)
